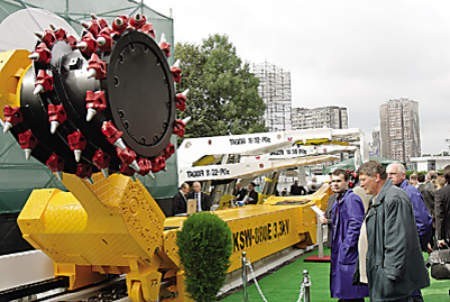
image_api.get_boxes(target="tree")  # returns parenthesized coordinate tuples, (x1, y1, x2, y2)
(175, 34, 266, 138)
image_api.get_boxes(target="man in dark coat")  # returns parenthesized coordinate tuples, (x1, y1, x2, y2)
(418, 171, 436, 215)
(419, 171, 437, 248)
(435, 168, 450, 248)
(245, 182, 259, 204)
(290, 180, 307, 195)
(173, 182, 190, 215)
(358, 161, 429, 301)
(233, 182, 248, 201)
(187, 181, 211, 211)
(323, 193, 337, 248)
(320, 169, 368, 301)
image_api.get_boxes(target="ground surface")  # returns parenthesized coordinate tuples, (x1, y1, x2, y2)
(221, 248, 449, 302)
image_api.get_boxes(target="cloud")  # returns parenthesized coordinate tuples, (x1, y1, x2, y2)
(150, 0, 450, 153)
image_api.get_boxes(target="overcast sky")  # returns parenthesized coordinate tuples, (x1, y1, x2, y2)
(149, 0, 450, 154)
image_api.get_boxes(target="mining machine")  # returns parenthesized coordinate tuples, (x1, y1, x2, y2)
(0, 10, 331, 302)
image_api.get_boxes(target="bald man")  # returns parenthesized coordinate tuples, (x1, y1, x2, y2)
(187, 181, 211, 212)
(386, 163, 432, 253)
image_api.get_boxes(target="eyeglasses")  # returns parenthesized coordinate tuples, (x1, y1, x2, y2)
(387, 172, 399, 175)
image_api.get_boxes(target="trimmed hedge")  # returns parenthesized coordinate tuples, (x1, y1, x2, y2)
(177, 212, 232, 302)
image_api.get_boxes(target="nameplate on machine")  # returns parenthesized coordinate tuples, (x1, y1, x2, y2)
(233, 220, 290, 252)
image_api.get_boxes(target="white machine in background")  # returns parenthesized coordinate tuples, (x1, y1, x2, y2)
(177, 127, 369, 185)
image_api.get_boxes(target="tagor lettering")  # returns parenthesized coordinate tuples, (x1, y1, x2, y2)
(186, 170, 205, 178)
(186, 168, 230, 179)
(229, 138, 246, 145)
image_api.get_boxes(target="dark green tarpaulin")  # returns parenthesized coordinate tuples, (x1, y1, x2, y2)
(0, 126, 178, 214)
(0, 130, 66, 213)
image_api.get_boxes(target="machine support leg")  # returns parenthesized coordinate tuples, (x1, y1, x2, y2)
(316, 214, 324, 258)
(241, 251, 249, 302)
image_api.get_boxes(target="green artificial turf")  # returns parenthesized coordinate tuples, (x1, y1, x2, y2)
(221, 249, 450, 302)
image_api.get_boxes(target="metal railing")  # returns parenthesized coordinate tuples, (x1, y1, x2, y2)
(241, 252, 311, 302)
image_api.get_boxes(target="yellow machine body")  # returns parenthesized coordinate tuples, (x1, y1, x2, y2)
(18, 173, 170, 301)
(18, 172, 330, 302)
(0, 49, 31, 112)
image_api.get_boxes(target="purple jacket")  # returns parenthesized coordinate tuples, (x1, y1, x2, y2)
(330, 189, 369, 299)
(399, 180, 432, 242)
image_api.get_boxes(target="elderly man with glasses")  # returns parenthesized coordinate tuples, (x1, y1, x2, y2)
(386, 163, 432, 253)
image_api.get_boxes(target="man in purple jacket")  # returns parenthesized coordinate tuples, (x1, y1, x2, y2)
(386, 163, 432, 251)
(386, 163, 432, 302)
(320, 169, 368, 301)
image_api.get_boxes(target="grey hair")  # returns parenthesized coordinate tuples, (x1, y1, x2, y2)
(386, 162, 406, 174)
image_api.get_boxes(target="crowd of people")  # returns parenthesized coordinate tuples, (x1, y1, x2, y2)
(172, 181, 212, 216)
(321, 161, 449, 302)
(171, 161, 450, 301)
(232, 182, 259, 205)
(172, 181, 259, 216)
(173, 175, 322, 214)
(283, 177, 323, 196)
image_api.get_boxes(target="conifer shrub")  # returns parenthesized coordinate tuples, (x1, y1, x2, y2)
(177, 212, 232, 301)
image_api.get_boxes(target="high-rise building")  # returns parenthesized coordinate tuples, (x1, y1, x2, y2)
(251, 62, 291, 131)
(291, 106, 348, 130)
(379, 98, 421, 163)
(369, 128, 381, 157)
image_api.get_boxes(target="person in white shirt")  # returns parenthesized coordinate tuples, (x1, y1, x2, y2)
(187, 181, 211, 212)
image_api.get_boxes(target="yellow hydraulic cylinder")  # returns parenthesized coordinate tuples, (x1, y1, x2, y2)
(0, 49, 31, 113)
